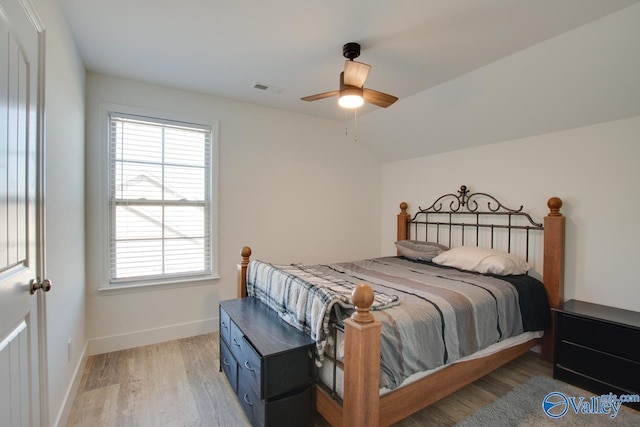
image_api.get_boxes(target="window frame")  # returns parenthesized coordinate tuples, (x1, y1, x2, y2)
(99, 104, 219, 291)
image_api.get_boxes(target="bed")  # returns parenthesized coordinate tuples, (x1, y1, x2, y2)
(236, 185, 565, 426)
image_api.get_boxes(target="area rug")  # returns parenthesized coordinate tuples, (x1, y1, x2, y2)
(455, 376, 639, 426)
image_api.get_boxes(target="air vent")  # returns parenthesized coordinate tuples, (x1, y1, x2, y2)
(252, 82, 284, 94)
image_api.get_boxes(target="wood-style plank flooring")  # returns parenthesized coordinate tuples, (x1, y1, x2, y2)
(67, 333, 552, 426)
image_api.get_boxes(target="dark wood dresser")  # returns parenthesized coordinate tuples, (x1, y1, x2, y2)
(553, 299, 640, 410)
(219, 298, 315, 426)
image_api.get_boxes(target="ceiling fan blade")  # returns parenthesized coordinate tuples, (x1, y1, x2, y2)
(363, 88, 398, 108)
(301, 90, 339, 102)
(344, 60, 371, 88)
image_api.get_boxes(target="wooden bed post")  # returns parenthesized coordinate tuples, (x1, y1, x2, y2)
(343, 284, 382, 427)
(237, 246, 252, 298)
(397, 202, 410, 255)
(542, 197, 565, 361)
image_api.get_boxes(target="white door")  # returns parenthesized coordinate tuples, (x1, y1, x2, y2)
(0, 0, 45, 426)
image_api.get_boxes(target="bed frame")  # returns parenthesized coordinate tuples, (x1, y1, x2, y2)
(237, 186, 565, 426)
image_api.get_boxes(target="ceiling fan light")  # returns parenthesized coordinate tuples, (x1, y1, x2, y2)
(338, 87, 364, 108)
(339, 94, 364, 108)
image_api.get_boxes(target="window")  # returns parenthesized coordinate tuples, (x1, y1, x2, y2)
(108, 112, 215, 285)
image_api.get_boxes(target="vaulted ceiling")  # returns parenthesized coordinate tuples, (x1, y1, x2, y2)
(61, 0, 639, 123)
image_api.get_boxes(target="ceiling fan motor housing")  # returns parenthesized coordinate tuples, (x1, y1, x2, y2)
(343, 42, 361, 60)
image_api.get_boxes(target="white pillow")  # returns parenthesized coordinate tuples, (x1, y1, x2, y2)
(432, 246, 531, 275)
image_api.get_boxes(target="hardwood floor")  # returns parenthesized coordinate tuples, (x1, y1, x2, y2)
(67, 333, 552, 426)
(68, 334, 249, 427)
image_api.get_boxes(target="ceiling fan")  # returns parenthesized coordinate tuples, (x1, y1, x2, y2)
(301, 42, 398, 109)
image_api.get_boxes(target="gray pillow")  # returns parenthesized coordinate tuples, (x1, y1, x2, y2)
(395, 240, 449, 262)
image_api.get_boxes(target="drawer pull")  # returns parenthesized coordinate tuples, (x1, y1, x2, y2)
(232, 337, 240, 347)
(243, 393, 253, 406)
(244, 360, 255, 372)
(222, 358, 231, 366)
(221, 321, 227, 329)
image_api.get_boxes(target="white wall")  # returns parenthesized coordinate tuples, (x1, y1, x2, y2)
(381, 116, 640, 312)
(30, 0, 86, 425)
(84, 73, 381, 354)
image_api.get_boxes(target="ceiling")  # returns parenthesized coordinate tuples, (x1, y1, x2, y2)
(60, 0, 639, 123)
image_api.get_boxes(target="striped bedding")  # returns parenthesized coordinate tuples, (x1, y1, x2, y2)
(246, 256, 550, 390)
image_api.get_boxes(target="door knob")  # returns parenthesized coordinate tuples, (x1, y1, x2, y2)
(30, 277, 52, 295)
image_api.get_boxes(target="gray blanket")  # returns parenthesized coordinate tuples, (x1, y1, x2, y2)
(247, 257, 527, 390)
(246, 260, 399, 361)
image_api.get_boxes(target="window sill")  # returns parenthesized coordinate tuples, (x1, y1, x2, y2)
(98, 274, 221, 295)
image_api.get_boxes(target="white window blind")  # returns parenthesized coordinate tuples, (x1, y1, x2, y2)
(108, 112, 213, 283)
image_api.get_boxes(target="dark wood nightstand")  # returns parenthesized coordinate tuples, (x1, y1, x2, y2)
(220, 298, 316, 426)
(553, 299, 640, 410)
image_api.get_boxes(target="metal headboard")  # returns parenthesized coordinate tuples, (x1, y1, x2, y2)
(408, 185, 544, 264)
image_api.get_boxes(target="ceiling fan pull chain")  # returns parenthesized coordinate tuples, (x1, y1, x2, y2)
(344, 104, 358, 142)
(353, 107, 358, 143)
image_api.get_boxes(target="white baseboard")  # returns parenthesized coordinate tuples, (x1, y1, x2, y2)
(87, 317, 218, 356)
(53, 341, 88, 427)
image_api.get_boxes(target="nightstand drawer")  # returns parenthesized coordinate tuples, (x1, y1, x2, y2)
(238, 378, 265, 427)
(558, 314, 640, 362)
(264, 386, 313, 427)
(220, 340, 238, 392)
(220, 307, 231, 345)
(556, 341, 640, 392)
(238, 381, 313, 427)
(240, 337, 263, 398)
(229, 321, 246, 361)
(263, 347, 313, 399)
